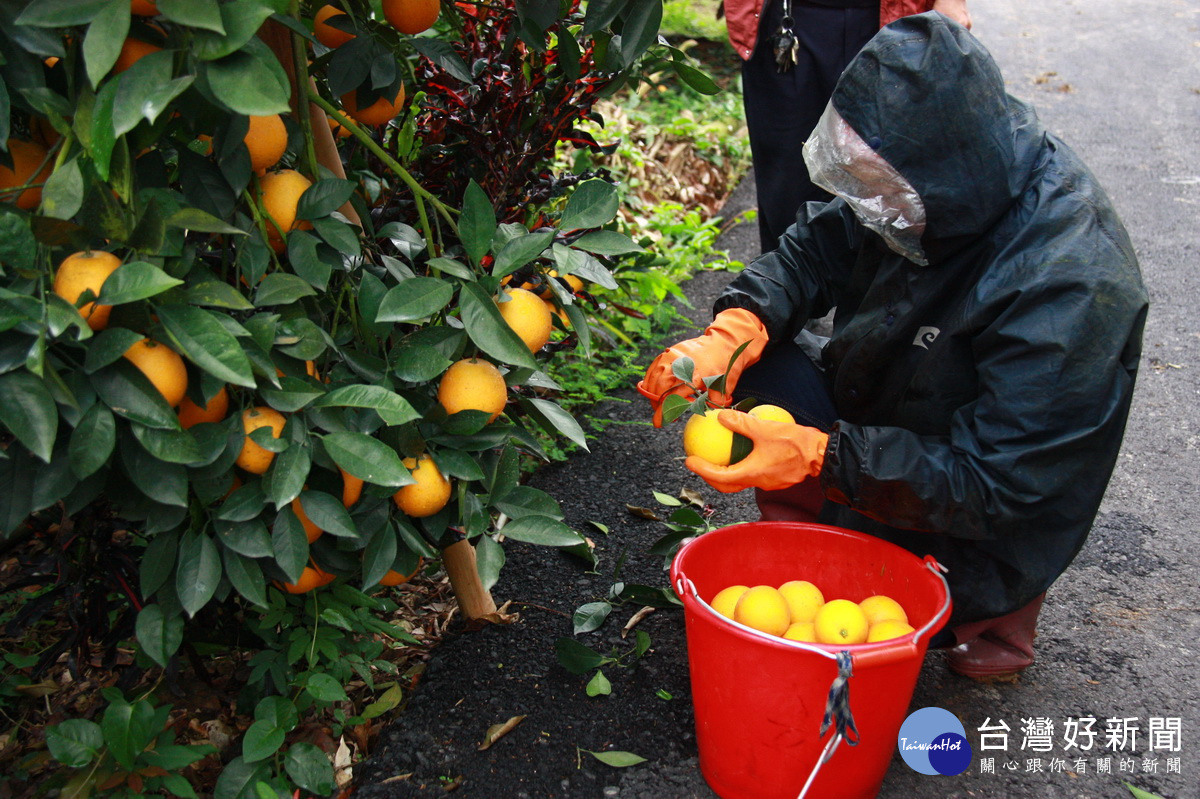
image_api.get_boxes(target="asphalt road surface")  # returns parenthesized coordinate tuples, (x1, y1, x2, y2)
(356, 1, 1200, 797)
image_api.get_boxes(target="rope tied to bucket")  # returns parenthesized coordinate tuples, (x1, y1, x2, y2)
(819, 650, 860, 747)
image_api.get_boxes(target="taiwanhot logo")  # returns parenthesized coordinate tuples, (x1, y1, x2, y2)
(897, 707, 972, 776)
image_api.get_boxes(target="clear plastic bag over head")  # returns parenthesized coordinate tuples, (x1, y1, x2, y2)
(802, 104, 929, 266)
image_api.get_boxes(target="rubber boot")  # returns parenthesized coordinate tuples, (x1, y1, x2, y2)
(755, 479, 825, 524)
(946, 593, 1045, 681)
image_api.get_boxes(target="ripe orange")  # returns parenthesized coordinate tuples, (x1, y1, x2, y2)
(393, 454, 451, 518)
(328, 116, 353, 139)
(814, 599, 870, 645)
(340, 467, 364, 507)
(244, 114, 288, 175)
(341, 83, 406, 128)
(866, 618, 916, 643)
(778, 580, 825, 624)
(437, 358, 507, 422)
(783, 621, 818, 643)
(236, 406, 286, 474)
(292, 496, 323, 543)
(259, 169, 312, 252)
(177, 385, 229, 428)
(733, 585, 791, 637)
(52, 250, 122, 330)
(748, 404, 796, 424)
(379, 558, 423, 586)
(314, 5, 356, 48)
(710, 584, 749, 619)
(381, 0, 440, 34)
(497, 287, 553, 352)
(1, 139, 53, 211)
(130, 0, 158, 15)
(113, 37, 162, 74)
(280, 564, 333, 594)
(682, 409, 736, 466)
(859, 594, 909, 626)
(123, 338, 188, 408)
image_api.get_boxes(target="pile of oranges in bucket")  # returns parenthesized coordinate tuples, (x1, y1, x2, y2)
(709, 581, 915, 644)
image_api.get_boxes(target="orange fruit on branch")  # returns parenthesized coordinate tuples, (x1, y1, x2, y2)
(341, 83, 406, 128)
(1, 139, 53, 211)
(436, 358, 507, 422)
(236, 406, 286, 474)
(314, 5, 356, 48)
(113, 36, 162, 74)
(292, 496, 324, 543)
(258, 169, 312, 252)
(392, 455, 451, 518)
(130, 0, 158, 15)
(244, 114, 288, 175)
(381, 0, 440, 34)
(52, 250, 122, 330)
(178, 385, 229, 428)
(496, 287, 553, 352)
(123, 338, 188, 408)
(379, 558, 423, 586)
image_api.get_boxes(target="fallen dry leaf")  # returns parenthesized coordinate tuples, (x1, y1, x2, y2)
(478, 714, 526, 751)
(621, 606, 656, 638)
(334, 736, 354, 788)
(626, 504, 662, 521)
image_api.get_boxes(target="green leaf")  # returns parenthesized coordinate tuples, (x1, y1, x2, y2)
(572, 601, 612, 635)
(213, 757, 267, 799)
(166, 207, 246, 235)
(304, 673, 348, 703)
(393, 343, 453, 383)
(83, 0, 131, 89)
(582, 0, 627, 35)
(95, 261, 184, 305)
(192, 0, 277, 61)
(68, 402, 116, 478)
(360, 522, 397, 589)
(671, 60, 720, 95)
(254, 272, 318, 307)
(217, 519, 273, 559)
(131, 423, 204, 464)
(408, 38, 472, 83)
(458, 283, 538, 370)
(322, 432, 413, 488)
(0, 370, 58, 463)
(40, 157, 84, 220)
(158, 0, 225, 33)
(375, 277, 454, 324)
(570, 230, 643, 256)
(475, 533, 504, 592)
(176, 531, 222, 617)
(263, 440, 310, 507)
(1123, 783, 1167, 799)
(242, 719, 285, 764)
(313, 385, 418, 426)
(560, 179, 619, 231)
(619, 0, 662, 66)
(522, 397, 589, 451)
(0, 211, 37, 271)
(113, 51, 194, 135)
(271, 507, 308, 581)
(585, 669, 612, 697)
(102, 698, 157, 771)
(187, 280, 254, 311)
(156, 303, 256, 387)
(203, 39, 290, 115)
(223, 544, 267, 607)
(491, 230, 554, 279)
(426, 256, 474, 281)
(17, 0, 112, 26)
(45, 719, 104, 768)
(136, 603, 184, 667)
(300, 491, 357, 538)
(588, 749, 647, 768)
(500, 516, 584, 548)
(554, 637, 607, 675)
(284, 742, 335, 795)
(459, 180, 495, 268)
(296, 179, 356, 220)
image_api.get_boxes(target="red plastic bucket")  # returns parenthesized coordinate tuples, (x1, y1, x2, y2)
(670, 522, 951, 799)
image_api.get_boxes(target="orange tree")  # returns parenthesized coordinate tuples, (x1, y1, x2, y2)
(0, 0, 718, 795)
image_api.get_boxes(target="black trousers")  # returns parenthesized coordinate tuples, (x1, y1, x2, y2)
(742, 1, 879, 252)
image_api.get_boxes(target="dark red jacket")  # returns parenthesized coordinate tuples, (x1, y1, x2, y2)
(725, 0, 936, 60)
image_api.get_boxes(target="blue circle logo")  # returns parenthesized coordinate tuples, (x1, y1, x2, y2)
(897, 707, 972, 775)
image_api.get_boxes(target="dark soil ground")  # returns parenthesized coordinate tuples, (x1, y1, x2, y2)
(354, 1, 1200, 797)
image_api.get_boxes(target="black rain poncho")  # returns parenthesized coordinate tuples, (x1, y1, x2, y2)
(713, 13, 1149, 625)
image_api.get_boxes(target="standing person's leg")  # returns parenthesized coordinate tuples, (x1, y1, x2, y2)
(732, 339, 836, 522)
(741, 2, 879, 253)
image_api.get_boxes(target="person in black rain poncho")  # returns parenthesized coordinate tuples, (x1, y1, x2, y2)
(640, 12, 1148, 678)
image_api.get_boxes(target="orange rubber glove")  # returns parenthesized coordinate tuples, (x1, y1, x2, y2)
(686, 410, 829, 493)
(640, 308, 769, 427)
